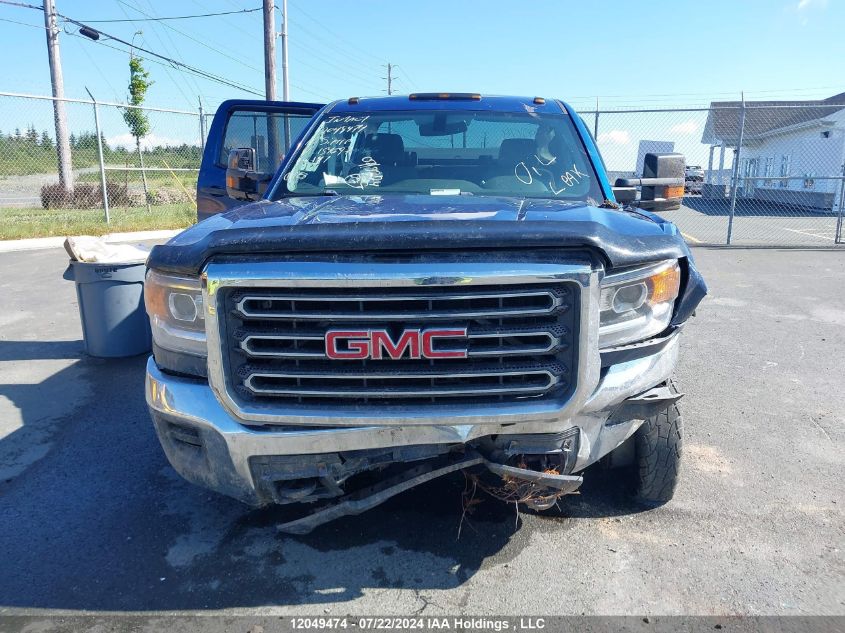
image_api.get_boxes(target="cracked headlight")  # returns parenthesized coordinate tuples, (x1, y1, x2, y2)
(598, 260, 681, 348)
(144, 270, 207, 373)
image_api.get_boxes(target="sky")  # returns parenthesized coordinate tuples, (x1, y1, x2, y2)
(0, 0, 842, 168)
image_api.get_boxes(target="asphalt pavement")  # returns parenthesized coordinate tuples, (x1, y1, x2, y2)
(0, 246, 842, 617)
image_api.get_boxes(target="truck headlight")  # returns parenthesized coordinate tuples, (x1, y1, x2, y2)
(144, 270, 207, 370)
(598, 260, 681, 348)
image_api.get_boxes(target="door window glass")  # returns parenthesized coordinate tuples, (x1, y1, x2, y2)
(219, 110, 313, 172)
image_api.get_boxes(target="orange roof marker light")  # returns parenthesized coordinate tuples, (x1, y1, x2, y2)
(409, 93, 482, 101)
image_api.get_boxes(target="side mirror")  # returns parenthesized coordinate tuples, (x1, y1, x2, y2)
(612, 153, 685, 211)
(225, 148, 272, 201)
(641, 153, 684, 211)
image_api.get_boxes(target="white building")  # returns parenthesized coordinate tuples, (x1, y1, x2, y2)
(701, 93, 845, 210)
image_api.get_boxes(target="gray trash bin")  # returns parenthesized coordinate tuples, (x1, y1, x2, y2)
(63, 260, 152, 358)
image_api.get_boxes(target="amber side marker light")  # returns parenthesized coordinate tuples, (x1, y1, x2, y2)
(663, 185, 684, 199)
(409, 93, 481, 101)
(648, 264, 682, 305)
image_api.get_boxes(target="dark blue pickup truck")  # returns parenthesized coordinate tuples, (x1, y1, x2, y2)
(144, 94, 706, 533)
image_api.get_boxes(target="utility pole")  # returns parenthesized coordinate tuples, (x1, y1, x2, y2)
(384, 63, 394, 95)
(43, 0, 73, 192)
(280, 0, 289, 100)
(262, 0, 276, 101)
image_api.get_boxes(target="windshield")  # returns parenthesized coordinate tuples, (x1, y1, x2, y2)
(275, 109, 604, 202)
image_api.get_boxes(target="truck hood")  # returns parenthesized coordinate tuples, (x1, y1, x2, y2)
(152, 194, 690, 271)
(148, 194, 706, 325)
(183, 194, 653, 228)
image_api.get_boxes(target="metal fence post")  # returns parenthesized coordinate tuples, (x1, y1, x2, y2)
(726, 94, 746, 245)
(198, 96, 205, 153)
(835, 165, 845, 245)
(593, 97, 599, 140)
(85, 87, 110, 224)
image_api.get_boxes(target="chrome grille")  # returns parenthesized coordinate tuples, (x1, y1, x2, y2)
(234, 289, 561, 320)
(220, 282, 579, 406)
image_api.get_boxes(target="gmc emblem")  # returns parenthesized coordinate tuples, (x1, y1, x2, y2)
(325, 328, 468, 360)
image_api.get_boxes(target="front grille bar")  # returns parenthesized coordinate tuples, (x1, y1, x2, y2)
(234, 289, 563, 320)
(243, 369, 558, 398)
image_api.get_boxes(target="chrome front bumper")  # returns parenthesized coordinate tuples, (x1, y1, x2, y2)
(145, 334, 680, 506)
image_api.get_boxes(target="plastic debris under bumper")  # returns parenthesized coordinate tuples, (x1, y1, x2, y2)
(273, 453, 582, 534)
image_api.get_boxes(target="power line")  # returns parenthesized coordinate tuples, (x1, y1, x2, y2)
(284, 19, 384, 83)
(286, 25, 384, 85)
(0, 0, 260, 95)
(287, 2, 384, 65)
(0, 16, 46, 28)
(218, 0, 379, 92)
(64, 30, 260, 98)
(67, 33, 122, 102)
(58, 19, 264, 96)
(75, 7, 263, 23)
(567, 85, 845, 103)
(123, 0, 204, 103)
(0, 0, 41, 9)
(394, 66, 418, 92)
(115, 0, 262, 72)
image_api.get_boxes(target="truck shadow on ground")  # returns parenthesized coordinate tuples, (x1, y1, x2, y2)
(0, 347, 650, 612)
(682, 196, 835, 218)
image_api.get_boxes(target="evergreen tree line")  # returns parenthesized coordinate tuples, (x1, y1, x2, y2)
(0, 124, 203, 176)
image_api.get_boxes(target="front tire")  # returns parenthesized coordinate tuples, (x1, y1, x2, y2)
(633, 401, 683, 506)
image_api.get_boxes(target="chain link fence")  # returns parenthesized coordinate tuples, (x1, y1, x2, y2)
(1, 91, 843, 245)
(578, 99, 845, 246)
(0, 91, 206, 239)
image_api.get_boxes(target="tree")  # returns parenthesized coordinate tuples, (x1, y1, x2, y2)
(122, 55, 153, 209)
(41, 131, 53, 149)
(25, 124, 38, 145)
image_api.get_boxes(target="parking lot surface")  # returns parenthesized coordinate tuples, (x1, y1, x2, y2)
(0, 246, 842, 616)
(668, 198, 843, 246)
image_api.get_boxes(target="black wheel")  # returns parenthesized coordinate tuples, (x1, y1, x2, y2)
(633, 400, 683, 506)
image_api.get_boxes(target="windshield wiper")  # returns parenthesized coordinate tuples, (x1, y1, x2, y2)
(282, 190, 340, 198)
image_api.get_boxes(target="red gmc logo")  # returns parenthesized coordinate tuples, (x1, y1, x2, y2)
(325, 328, 469, 360)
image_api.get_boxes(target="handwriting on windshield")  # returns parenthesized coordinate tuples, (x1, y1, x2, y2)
(515, 157, 590, 195)
(345, 156, 383, 189)
(324, 156, 383, 189)
(315, 115, 371, 159)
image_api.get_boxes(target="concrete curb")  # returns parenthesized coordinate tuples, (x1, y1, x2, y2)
(0, 229, 181, 253)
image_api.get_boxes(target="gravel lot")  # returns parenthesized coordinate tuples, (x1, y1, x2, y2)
(0, 246, 842, 617)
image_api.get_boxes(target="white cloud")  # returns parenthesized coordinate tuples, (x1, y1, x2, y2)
(670, 120, 699, 135)
(797, 0, 827, 10)
(106, 132, 187, 150)
(597, 129, 630, 145)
